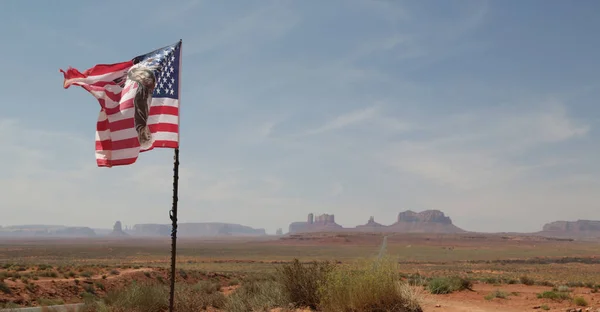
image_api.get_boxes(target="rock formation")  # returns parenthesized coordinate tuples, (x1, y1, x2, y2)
(355, 216, 385, 231)
(538, 220, 600, 239)
(389, 210, 464, 233)
(288, 210, 465, 234)
(109, 221, 129, 237)
(289, 213, 343, 234)
(132, 223, 266, 237)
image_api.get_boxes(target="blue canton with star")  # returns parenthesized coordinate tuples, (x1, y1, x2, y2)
(132, 41, 181, 100)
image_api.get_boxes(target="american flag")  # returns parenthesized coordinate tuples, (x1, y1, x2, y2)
(60, 41, 181, 167)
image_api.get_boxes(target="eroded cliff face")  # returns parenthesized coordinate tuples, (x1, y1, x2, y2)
(397, 210, 452, 224)
(542, 220, 600, 233)
(289, 210, 465, 234)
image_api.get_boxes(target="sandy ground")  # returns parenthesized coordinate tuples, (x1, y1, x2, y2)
(419, 283, 600, 312)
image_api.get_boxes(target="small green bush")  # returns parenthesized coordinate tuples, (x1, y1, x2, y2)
(573, 296, 588, 306)
(428, 276, 473, 294)
(537, 291, 571, 301)
(484, 290, 508, 300)
(520, 276, 535, 286)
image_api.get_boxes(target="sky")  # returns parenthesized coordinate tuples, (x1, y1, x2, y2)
(0, 0, 599, 234)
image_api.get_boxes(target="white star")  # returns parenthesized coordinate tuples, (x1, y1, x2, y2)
(171, 78, 175, 84)
(159, 82, 164, 89)
(170, 67, 174, 73)
(168, 83, 172, 89)
(170, 89, 174, 95)
(171, 56, 175, 62)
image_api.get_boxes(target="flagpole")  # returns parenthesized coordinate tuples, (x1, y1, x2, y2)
(169, 39, 183, 312)
(169, 147, 179, 312)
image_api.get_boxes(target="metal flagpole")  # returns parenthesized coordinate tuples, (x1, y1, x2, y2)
(169, 39, 183, 312)
(169, 148, 180, 312)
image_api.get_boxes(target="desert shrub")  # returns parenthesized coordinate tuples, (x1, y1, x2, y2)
(225, 279, 287, 312)
(484, 290, 508, 300)
(102, 275, 107, 280)
(84, 284, 96, 294)
(37, 264, 53, 271)
(567, 281, 585, 288)
(318, 257, 422, 312)
(175, 283, 226, 311)
(507, 279, 518, 284)
(537, 290, 571, 301)
(0, 281, 11, 294)
(573, 296, 588, 306)
(103, 282, 169, 312)
(541, 304, 550, 310)
(144, 272, 151, 278)
(37, 298, 65, 306)
(428, 276, 473, 294)
(193, 280, 221, 294)
(555, 285, 571, 292)
(95, 282, 105, 291)
(537, 280, 554, 287)
(228, 279, 240, 286)
(520, 276, 535, 286)
(406, 273, 429, 286)
(483, 277, 499, 284)
(40, 271, 58, 278)
(110, 270, 120, 276)
(81, 271, 93, 278)
(277, 259, 334, 309)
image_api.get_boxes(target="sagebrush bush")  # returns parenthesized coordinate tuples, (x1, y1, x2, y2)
(0, 281, 11, 294)
(427, 276, 472, 294)
(318, 257, 422, 312)
(225, 279, 287, 312)
(277, 259, 334, 309)
(573, 296, 588, 307)
(520, 276, 535, 286)
(536, 290, 571, 301)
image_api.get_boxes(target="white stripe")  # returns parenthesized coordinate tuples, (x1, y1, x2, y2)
(97, 147, 140, 161)
(148, 114, 178, 126)
(152, 131, 179, 142)
(151, 97, 179, 108)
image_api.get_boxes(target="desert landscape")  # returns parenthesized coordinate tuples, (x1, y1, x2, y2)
(1, 210, 600, 312)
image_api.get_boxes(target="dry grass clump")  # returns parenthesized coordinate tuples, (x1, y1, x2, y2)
(317, 257, 422, 312)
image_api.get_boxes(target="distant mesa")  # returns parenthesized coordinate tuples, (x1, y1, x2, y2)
(538, 220, 600, 239)
(109, 221, 129, 237)
(0, 225, 97, 237)
(289, 213, 343, 234)
(132, 222, 266, 237)
(289, 210, 465, 234)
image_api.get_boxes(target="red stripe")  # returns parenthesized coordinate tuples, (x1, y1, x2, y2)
(96, 136, 178, 152)
(97, 118, 109, 132)
(96, 137, 140, 151)
(97, 157, 138, 168)
(105, 98, 134, 116)
(149, 123, 178, 133)
(60, 61, 133, 80)
(109, 118, 135, 132)
(149, 105, 178, 116)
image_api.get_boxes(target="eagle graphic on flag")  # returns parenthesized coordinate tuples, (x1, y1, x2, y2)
(60, 41, 181, 167)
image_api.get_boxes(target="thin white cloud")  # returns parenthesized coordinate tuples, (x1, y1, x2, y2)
(304, 106, 380, 135)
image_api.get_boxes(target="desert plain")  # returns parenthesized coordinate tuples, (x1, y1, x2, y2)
(0, 232, 599, 311)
